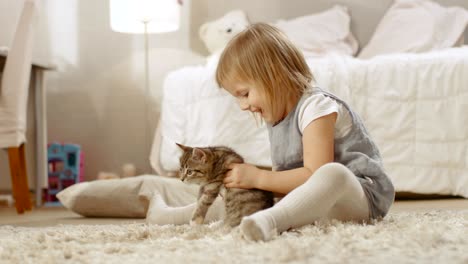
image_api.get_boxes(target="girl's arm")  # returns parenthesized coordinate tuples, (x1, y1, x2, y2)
(224, 112, 337, 194)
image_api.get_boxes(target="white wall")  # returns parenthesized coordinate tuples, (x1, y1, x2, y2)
(0, 0, 204, 190)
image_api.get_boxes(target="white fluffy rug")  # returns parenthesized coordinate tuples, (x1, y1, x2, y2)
(1, 210, 467, 263)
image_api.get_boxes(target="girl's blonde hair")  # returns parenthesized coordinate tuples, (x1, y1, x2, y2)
(216, 23, 313, 120)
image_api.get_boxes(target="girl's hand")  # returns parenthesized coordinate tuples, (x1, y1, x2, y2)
(224, 163, 261, 189)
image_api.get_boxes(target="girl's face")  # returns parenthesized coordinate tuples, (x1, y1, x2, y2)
(224, 82, 275, 124)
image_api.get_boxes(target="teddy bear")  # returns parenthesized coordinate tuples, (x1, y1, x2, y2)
(199, 10, 250, 54)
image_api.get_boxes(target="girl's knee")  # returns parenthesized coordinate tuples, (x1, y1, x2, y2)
(308, 163, 354, 186)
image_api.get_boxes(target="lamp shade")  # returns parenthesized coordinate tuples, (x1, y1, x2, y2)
(110, 0, 180, 33)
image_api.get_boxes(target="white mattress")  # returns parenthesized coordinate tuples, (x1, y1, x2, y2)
(154, 47, 468, 197)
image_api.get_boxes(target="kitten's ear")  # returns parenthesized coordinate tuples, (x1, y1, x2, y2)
(176, 143, 190, 151)
(192, 148, 207, 163)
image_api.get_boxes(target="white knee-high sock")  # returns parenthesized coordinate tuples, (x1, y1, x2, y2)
(240, 163, 363, 241)
(146, 194, 225, 225)
(146, 194, 196, 225)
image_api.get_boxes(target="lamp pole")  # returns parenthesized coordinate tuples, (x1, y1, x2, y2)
(143, 19, 150, 173)
(109, 0, 181, 175)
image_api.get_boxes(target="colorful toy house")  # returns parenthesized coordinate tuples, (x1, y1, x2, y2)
(45, 142, 84, 206)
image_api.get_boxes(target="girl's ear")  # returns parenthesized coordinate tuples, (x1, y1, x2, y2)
(176, 143, 190, 151)
(192, 148, 207, 163)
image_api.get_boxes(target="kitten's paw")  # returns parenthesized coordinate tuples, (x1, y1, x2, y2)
(190, 216, 204, 226)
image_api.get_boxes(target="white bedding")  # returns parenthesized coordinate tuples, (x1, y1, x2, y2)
(153, 47, 468, 197)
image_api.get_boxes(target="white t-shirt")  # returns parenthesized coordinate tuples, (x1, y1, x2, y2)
(297, 94, 352, 138)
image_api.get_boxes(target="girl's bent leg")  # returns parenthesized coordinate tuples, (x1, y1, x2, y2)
(240, 163, 369, 241)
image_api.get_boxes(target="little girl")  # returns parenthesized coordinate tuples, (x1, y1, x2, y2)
(147, 23, 394, 241)
(214, 23, 395, 241)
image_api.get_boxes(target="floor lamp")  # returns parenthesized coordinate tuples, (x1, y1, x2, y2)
(109, 0, 180, 173)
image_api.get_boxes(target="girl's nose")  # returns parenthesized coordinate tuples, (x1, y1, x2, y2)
(250, 106, 260, 112)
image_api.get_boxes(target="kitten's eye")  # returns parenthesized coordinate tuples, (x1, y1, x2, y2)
(243, 92, 249, 98)
(187, 169, 194, 176)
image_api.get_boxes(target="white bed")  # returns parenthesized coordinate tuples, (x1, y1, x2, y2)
(151, 0, 468, 198)
(308, 48, 468, 197)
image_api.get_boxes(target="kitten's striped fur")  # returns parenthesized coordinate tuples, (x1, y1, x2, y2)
(177, 143, 274, 227)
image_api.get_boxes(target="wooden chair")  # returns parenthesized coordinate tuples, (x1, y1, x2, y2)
(0, 0, 38, 214)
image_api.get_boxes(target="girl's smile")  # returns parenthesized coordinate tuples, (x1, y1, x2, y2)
(224, 82, 275, 123)
(223, 82, 299, 125)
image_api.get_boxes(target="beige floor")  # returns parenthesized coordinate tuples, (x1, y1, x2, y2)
(0, 198, 467, 227)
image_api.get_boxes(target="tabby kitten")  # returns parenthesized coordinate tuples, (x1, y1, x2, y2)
(176, 143, 274, 227)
